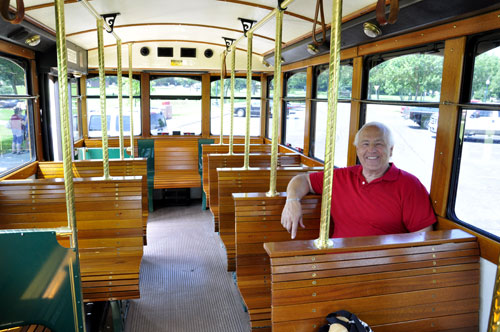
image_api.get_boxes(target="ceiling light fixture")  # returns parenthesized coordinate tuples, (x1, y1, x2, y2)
(363, 22, 381, 38)
(25, 34, 41, 47)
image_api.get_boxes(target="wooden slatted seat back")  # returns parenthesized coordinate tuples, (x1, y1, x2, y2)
(201, 144, 272, 206)
(218, 166, 323, 271)
(264, 229, 479, 332)
(154, 138, 200, 189)
(37, 159, 149, 242)
(208, 153, 302, 231)
(233, 193, 322, 331)
(0, 177, 144, 302)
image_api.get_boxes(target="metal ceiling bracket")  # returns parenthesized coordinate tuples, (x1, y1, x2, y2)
(278, 0, 287, 11)
(239, 18, 257, 37)
(222, 37, 235, 51)
(101, 13, 119, 33)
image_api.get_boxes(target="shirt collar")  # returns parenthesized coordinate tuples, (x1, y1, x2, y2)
(352, 163, 399, 183)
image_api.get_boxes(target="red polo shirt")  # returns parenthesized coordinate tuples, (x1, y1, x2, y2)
(309, 164, 436, 238)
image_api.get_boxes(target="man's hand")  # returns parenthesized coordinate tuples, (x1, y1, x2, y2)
(281, 199, 305, 239)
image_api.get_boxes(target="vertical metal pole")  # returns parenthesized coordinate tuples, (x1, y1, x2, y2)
(313, 0, 343, 249)
(117, 40, 124, 159)
(97, 18, 110, 179)
(229, 47, 236, 155)
(244, 32, 253, 169)
(219, 52, 226, 145)
(488, 254, 500, 332)
(267, 8, 283, 197)
(128, 43, 134, 157)
(54, 0, 86, 330)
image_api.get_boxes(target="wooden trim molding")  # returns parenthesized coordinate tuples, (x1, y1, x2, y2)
(0, 39, 35, 60)
(141, 72, 150, 138)
(260, 74, 267, 139)
(201, 73, 211, 138)
(430, 37, 466, 218)
(30, 59, 44, 160)
(303, 66, 313, 156)
(347, 56, 363, 166)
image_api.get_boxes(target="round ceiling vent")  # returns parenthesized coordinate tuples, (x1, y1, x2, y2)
(204, 49, 214, 58)
(140, 47, 150, 56)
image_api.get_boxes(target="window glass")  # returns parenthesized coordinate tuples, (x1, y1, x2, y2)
(470, 47, 500, 103)
(210, 78, 261, 136)
(265, 77, 274, 139)
(86, 76, 140, 96)
(364, 53, 443, 190)
(150, 76, 201, 135)
(0, 56, 35, 176)
(368, 54, 443, 102)
(70, 81, 81, 141)
(86, 98, 141, 137)
(86, 75, 141, 138)
(313, 102, 350, 166)
(454, 109, 500, 235)
(284, 72, 306, 150)
(317, 65, 353, 99)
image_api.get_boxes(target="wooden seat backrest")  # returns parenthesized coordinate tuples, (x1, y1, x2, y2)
(154, 138, 200, 189)
(264, 229, 479, 332)
(201, 144, 272, 203)
(37, 159, 148, 241)
(208, 153, 302, 231)
(218, 166, 323, 271)
(0, 177, 144, 302)
(233, 193, 322, 331)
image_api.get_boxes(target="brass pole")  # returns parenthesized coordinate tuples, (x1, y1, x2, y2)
(54, 0, 86, 329)
(488, 253, 500, 331)
(243, 32, 253, 169)
(267, 8, 283, 197)
(97, 18, 110, 179)
(313, 0, 343, 249)
(55, 0, 78, 251)
(128, 43, 134, 157)
(117, 40, 124, 160)
(229, 47, 236, 155)
(219, 51, 225, 145)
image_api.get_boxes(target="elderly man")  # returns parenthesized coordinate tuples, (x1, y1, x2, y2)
(281, 121, 436, 239)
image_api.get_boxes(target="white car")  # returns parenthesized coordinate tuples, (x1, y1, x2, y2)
(88, 110, 167, 137)
(464, 110, 500, 137)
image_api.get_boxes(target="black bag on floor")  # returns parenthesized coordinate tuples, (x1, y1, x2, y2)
(318, 310, 373, 332)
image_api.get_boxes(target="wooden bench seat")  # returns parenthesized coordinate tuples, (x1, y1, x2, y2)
(36, 160, 148, 243)
(218, 166, 323, 271)
(154, 139, 200, 189)
(0, 177, 144, 302)
(233, 193, 322, 331)
(208, 153, 302, 232)
(264, 229, 479, 332)
(201, 144, 272, 206)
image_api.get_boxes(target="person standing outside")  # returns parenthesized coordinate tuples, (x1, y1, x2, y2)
(281, 121, 436, 239)
(9, 107, 25, 154)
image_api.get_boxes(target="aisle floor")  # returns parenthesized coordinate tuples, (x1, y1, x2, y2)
(125, 202, 251, 332)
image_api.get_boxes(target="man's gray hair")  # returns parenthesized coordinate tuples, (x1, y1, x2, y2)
(353, 121, 394, 148)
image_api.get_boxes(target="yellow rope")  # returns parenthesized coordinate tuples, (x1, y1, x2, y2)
(229, 47, 236, 155)
(55, 0, 77, 250)
(267, 9, 283, 197)
(314, 0, 342, 249)
(97, 18, 110, 178)
(128, 43, 134, 157)
(244, 32, 253, 169)
(117, 40, 124, 159)
(219, 51, 225, 145)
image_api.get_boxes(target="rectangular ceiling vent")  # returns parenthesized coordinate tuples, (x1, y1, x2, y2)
(180, 47, 196, 58)
(157, 47, 174, 57)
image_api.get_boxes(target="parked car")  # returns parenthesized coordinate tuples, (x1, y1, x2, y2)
(234, 100, 261, 117)
(428, 113, 438, 133)
(401, 106, 438, 129)
(464, 110, 500, 137)
(0, 99, 19, 109)
(88, 110, 167, 137)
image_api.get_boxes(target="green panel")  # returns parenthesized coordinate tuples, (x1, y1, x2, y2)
(198, 139, 214, 210)
(75, 147, 132, 160)
(138, 139, 155, 212)
(0, 230, 85, 332)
